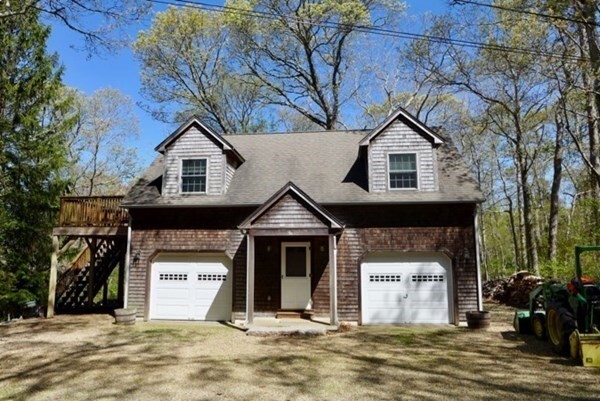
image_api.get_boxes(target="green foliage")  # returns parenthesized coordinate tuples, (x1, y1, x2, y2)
(135, 1, 406, 131)
(0, 7, 72, 318)
(226, 0, 405, 129)
(134, 6, 269, 132)
(63, 87, 141, 195)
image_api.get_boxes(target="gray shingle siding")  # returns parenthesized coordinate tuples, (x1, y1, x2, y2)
(224, 157, 236, 193)
(163, 126, 225, 196)
(368, 119, 437, 193)
(251, 194, 327, 229)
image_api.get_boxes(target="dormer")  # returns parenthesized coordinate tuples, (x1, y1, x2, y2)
(155, 117, 244, 196)
(359, 108, 444, 193)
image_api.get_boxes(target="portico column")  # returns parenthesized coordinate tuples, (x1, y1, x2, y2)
(246, 233, 255, 325)
(329, 234, 338, 326)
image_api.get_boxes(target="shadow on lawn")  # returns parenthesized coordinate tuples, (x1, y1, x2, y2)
(2, 316, 598, 401)
(0, 315, 100, 337)
(0, 318, 181, 401)
(501, 330, 579, 366)
(252, 327, 598, 401)
(1, 338, 178, 401)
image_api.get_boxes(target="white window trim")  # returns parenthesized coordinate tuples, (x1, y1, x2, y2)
(179, 157, 209, 194)
(387, 152, 419, 191)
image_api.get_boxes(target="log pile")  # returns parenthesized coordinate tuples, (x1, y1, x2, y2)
(483, 271, 545, 308)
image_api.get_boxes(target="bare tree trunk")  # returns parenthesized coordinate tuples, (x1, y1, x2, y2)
(497, 157, 521, 270)
(514, 138, 539, 275)
(578, 0, 600, 241)
(519, 161, 540, 274)
(514, 160, 527, 270)
(548, 112, 564, 262)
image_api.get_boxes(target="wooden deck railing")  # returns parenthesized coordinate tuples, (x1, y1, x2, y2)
(58, 196, 128, 227)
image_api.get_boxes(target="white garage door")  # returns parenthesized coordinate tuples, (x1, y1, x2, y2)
(361, 252, 453, 324)
(150, 254, 232, 321)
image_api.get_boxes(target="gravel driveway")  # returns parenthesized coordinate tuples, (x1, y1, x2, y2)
(1, 304, 598, 401)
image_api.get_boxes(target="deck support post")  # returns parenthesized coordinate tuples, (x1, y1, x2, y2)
(329, 234, 338, 326)
(102, 281, 108, 306)
(87, 238, 97, 308)
(245, 233, 255, 325)
(118, 243, 126, 308)
(47, 235, 59, 318)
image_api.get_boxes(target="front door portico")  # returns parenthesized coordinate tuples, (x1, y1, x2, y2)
(238, 182, 342, 326)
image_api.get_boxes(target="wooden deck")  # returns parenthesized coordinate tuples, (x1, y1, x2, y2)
(48, 196, 129, 317)
(53, 196, 128, 236)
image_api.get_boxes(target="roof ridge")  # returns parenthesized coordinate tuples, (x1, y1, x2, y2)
(223, 129, 369, 137)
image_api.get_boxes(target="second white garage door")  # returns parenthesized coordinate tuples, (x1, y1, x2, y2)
(149, 253, 232, 321)
(361, 252, 453, 324)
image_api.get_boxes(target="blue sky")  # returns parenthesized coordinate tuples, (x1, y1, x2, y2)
(46, 1, 451, 164)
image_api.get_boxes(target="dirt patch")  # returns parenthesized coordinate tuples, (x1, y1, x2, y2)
(1, 304, 599, 401)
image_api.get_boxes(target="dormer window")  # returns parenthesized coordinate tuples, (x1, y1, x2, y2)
(389, 153, 417, 189)
(181, 159, 207, 193)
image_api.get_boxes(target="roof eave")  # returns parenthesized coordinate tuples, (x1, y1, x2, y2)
(122, 197, 486, 209)
(154, 117, 245, 163)
(237, 182, 344, 230)
(359, 107, 445, 147)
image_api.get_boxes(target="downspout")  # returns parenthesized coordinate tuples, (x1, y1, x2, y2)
(123, 215, 132, 308)
(474, 205, 483, 311)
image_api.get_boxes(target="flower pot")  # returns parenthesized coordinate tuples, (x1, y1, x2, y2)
(114, 308, 137, 325)
(466, 311, 490, 329)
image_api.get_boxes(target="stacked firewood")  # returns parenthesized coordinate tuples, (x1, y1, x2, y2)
(483, 271, 545, 308)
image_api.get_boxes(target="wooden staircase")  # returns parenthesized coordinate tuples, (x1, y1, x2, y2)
(56, 238, 125, 311)
(48, 196, 129, 317)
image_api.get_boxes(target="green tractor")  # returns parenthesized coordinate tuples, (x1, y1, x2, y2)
(514, 246, 600, 367)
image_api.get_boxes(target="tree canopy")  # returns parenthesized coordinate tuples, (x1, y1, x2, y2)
(134, 0, 407, 131)
(0, 0, 151, 53)
(0, 4, 72, 316)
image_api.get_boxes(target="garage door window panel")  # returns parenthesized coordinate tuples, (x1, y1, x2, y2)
(369, 274, 402, 282)
(159, 273, 188, 281)
(411, 274, 444, 282)
(198, 273, 227, 281)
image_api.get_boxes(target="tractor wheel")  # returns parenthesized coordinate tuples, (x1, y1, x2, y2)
(569, 329, 581, 361)
(513, 313, 521, 333)
(532, 313, 546, 340)
(546, 303, 577, 355)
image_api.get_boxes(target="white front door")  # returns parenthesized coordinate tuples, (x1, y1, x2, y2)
(281, 242, 311, 310)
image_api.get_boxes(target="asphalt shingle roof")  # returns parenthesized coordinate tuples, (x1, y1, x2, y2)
(122, 130, 484, 207)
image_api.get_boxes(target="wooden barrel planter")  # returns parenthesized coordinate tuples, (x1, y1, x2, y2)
(466, 311, 490, 329)
(114, 308, 137, 325)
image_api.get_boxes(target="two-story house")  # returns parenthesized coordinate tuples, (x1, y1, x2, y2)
(121, 107, 485, 325)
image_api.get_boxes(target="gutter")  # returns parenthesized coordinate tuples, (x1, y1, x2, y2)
(121, 198, 486, 209)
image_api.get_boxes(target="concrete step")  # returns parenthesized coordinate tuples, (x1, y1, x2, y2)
(275, 310, 314, 319)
